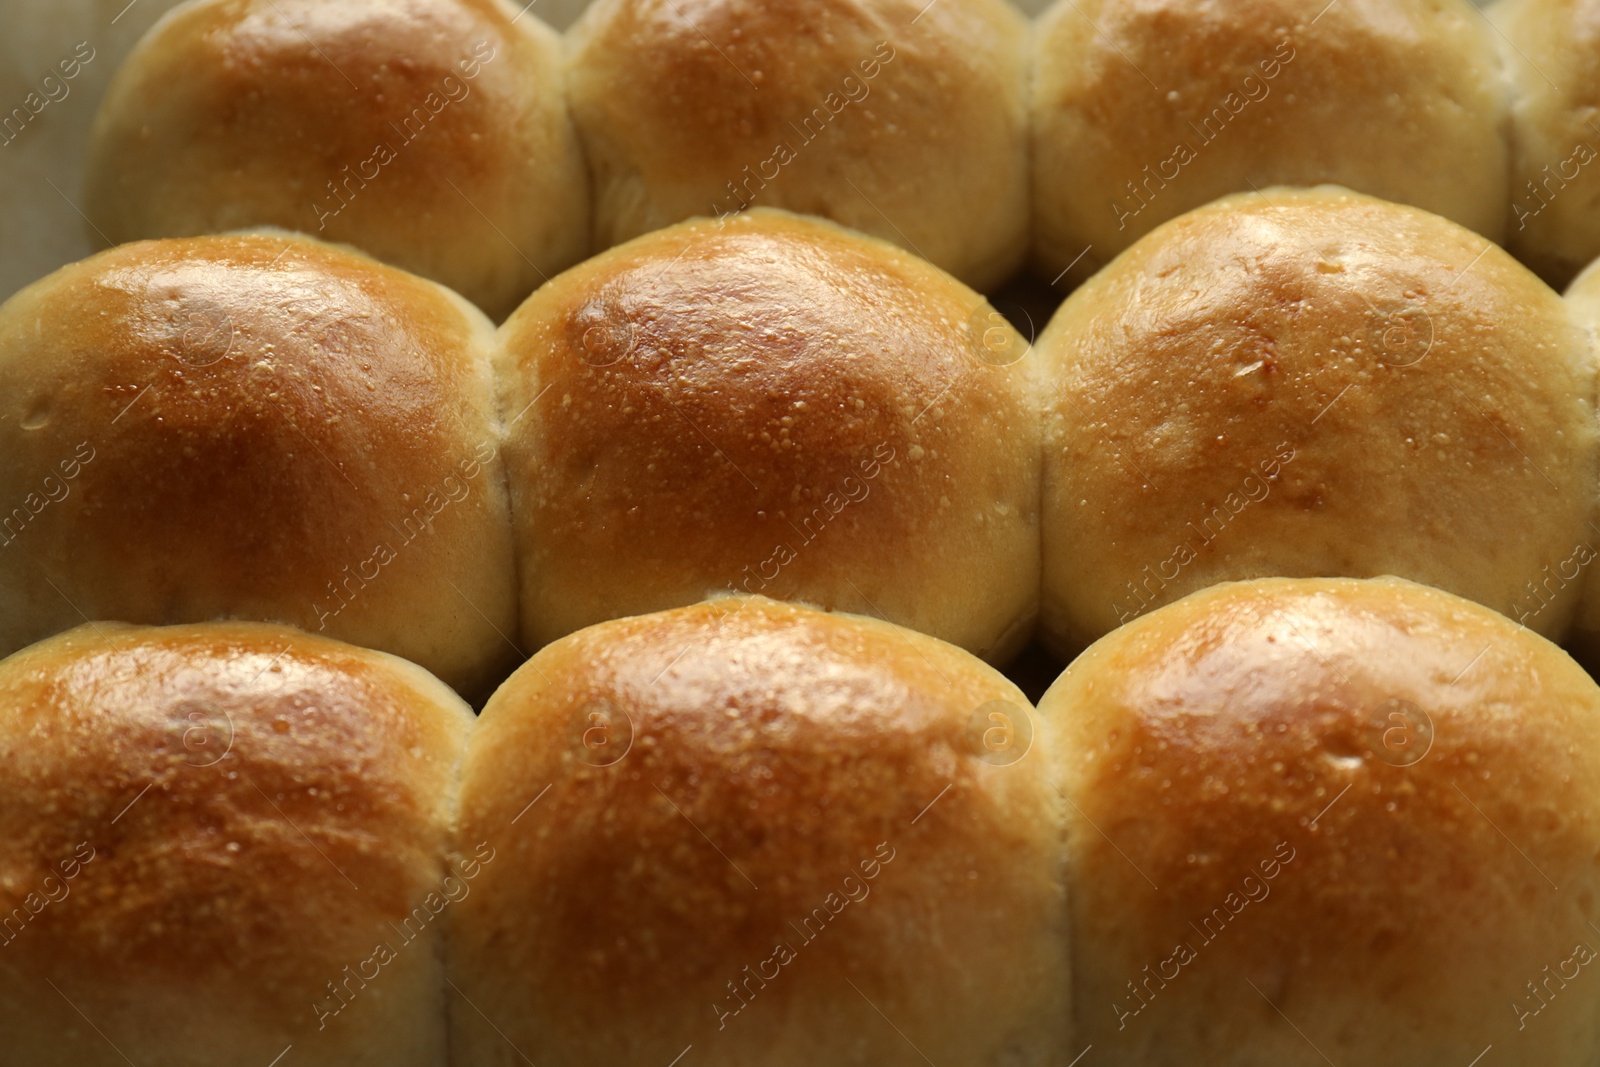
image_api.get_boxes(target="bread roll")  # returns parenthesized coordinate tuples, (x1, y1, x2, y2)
(449, 596, 1068, 1065)
(496, 208, 1040, 661)
(566, 0, 1029, 290)
(1038, 186, 1596, 657)
(1033, 0, 1508, 283)
(0, 231, 518, 698)
(1490, 0, 1600, 287)
(0, 620, 474, 1067)
(1041, 576, 1600, 1065)
(84, 0, 589, 320)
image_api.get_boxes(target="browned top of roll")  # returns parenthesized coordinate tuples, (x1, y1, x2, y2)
(452, 596, 1065, 1064)
(1044, 576, 1600, 1061)
(0, 620, 472, 1061)
(1040, 186, 1596, 649)
(498, 207, 1038, 656)
(0, 230, 515, 695)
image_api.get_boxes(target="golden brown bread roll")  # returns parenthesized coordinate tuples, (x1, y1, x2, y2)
(1490, 0, 1600, 287)
(496, 208, 1040, 661)
(0, 231, 518, 698)
(1033, 0, 1508, 283)
(1038, 186, 1597, 657)
(1041, 576, 1600, 1065)
(0, 620, 474, 1067)
(566, 0, 1029, 290)
(83, 0, 589, 320)
(449, 596, 1069, 1066)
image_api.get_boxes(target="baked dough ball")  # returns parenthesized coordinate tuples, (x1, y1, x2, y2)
(450, 596, 1069, 1066)
(1033, 0, 1508, 283)
(1038, 186, 1596, 656)
(0, 621, 474, 1067)
(496, 208, 1040, 661)
(566, 0, 1029, 290)
(0, 231, 518, 698)
(1042, 576, 1600, 1066)
(1490, 0, 1600, 287)
(84, 0, 589, 320)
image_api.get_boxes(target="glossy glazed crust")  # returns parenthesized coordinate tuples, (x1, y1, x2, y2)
(1033, 0, 1508, 282)
(566, 0, 1029, 289)
(450, 596, 1069, 1066)
(496, 208, 1040, 661)
(0, 621, 475, 1067)
(0, 231, 519, 698)
(1041, 576, 1600, 1066)
(84, 0, 590, 319)
(1490, 0, 1600, 288)
(1038, 186, 1597, 657)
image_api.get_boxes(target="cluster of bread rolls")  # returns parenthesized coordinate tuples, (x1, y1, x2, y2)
(10, 0, 1600, 1062)
(8, 189, 1600, 678)
(7, 579, 1600, 1065)
(0, 209, 1039, 678)
(69, 0, 1600, 307)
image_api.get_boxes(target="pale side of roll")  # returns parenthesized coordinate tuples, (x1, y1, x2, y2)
(567, 0, 1030, 290)
(1033, 0, 1508, 283)
(1555, 256, 1600, 666)
(1489, 0, 1600, 289)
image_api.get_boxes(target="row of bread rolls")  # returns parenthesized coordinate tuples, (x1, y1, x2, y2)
(75, 0, 1600, 318)
(0, 209, 1036, 699)
(4, 577, 1599, 1065)
(4, 188, 1600, 698)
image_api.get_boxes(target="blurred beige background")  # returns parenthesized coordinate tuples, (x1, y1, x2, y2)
(0, 0, 1482, 304)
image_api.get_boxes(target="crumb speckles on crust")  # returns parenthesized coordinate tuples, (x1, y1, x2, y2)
(498, 209, 1041, 659)
(0, 620, 472, 1066)
(452, 597, 1068, 1066)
